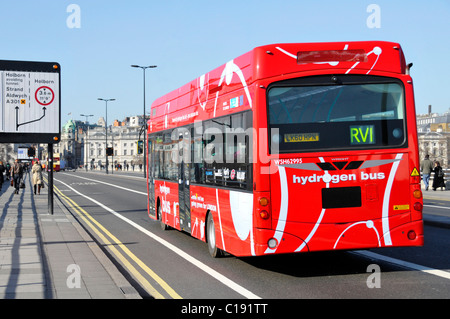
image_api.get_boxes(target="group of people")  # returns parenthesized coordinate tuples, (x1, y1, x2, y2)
(0, 159, 44, 195)
(420, 155, 446, 191)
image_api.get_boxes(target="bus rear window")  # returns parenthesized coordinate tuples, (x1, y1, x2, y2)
(267, 76, 406, 153)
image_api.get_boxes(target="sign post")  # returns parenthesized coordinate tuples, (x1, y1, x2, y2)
(48, 143, 54, 215)
(0, 60, 61, 215)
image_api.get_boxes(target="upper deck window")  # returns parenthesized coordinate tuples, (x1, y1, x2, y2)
(267, 75, 406, 153)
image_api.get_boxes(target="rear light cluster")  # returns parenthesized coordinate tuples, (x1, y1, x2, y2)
(259, 197, 270, 220)
(255, 193, 272, 229)
(410, 179, 423, 224)
(409, 183, 422, 242)
(413, 189, 423, 213)
(412, 187, 423, 213)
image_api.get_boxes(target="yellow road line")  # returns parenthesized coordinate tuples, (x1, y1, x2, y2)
(52, 184, 182, 299)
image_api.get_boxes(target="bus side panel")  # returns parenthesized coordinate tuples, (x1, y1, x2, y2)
(154, 180, 181, 231)
(190, 185, 256, 256)
(190, 185, 216, 243)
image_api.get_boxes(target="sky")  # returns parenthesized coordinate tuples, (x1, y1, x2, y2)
(0, 0, 449, 127)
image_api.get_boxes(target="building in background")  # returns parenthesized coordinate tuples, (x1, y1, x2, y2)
(417, 106, 450, 168)
(59, 115, 146, 171)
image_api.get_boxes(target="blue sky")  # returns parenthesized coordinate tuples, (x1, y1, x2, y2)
(0, 0, 449, 125)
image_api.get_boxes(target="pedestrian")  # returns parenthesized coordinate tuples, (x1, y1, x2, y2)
(0, 161, 5, 186)
(32, 160, 44, 195)
(5, 162, 11, 180)
(432, 161, 446, 191)
(11, 159, 23, 194)
(420, 154, 434, 190)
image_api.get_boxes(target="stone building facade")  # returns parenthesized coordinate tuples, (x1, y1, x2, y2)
(417, 108, 450, 168)
(59, 115, 145, 170)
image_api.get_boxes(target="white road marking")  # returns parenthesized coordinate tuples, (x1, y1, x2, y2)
(424, 204, 450, 210)
(59, 173, 450, 284)
(55, 176, 261, 299)
(61, 173, 146, 195)
(353, 250, 450, 280)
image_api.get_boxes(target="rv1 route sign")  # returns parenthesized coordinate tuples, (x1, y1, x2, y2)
(0, 60, 61, 143)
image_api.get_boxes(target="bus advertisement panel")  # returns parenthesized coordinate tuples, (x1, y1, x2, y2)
(148, 41, 423, 257)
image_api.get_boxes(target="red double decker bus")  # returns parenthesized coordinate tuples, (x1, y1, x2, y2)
(147, 41, 423, 257)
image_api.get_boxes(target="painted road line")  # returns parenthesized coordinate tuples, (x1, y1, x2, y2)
(354, 250, 450, 280)
(59, 173, 450, 293)
(423, 204, 450, 210)
(55, 177, 261, 299)
(61, 173, 146, 195)
(53, 183, 181, 299)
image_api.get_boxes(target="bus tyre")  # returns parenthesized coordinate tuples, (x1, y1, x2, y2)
(158, 204, 168, 231)
(207, 213, 223, 258)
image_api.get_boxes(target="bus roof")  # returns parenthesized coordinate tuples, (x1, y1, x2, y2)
(150, 41, 407, 131)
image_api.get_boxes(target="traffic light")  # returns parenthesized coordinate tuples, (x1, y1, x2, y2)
(137, 140, 143, 154)
(106, 147, 114, 156)
(27, 147, 36, 157)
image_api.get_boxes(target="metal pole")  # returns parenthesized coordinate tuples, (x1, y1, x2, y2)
(80, 114, 93, 171)
(111, 126, 114, 174)
(131, 65, 156, 179)
(98, 98, 115, 174)
(105, 100, 108, 174)
(48, 143, 54, 215)
(143, 68, 146, 178)
(85, 126, 89, 172)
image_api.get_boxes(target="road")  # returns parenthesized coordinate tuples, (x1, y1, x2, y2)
(51, 170, 450, 299)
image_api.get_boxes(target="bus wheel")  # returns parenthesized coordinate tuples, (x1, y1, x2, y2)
(207, 213, 223, 258)
(158, 204, 168, 231)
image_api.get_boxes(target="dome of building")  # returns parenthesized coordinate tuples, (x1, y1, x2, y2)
(63, 119, 76, 133)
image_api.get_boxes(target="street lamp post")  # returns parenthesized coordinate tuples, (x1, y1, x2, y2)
(131, 64, 157, 178)
(80, 114, 93, 171)
(80, 114, 94, 125)
(98, 98, 115, 174)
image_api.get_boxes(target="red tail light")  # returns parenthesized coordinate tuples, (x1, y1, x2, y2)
(413, 202, 423, 212)
(407, 230, 417, 240)
(260, 210, 270, 220)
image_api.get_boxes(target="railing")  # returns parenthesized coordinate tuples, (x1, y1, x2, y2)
(421, 168, 450, 190)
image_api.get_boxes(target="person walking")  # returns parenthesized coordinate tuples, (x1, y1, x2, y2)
(420, 154, 434, 190)
(0, 161, 5, 187)
(5, 162, 11, 181)
(432, 161, 446, 191)
(11, 159, 23, 194)
(32, 160, 44, 195)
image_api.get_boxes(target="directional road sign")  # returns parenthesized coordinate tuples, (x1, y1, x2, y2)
(0, 60, 61, 143)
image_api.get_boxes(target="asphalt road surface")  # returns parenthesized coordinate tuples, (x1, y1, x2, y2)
(51, 170, 450, 300)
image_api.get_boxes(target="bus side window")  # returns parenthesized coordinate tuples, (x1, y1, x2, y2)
(153, 134, 163, 179)
(192, 126, 204, 184)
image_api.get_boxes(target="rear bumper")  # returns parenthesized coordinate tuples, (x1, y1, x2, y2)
(252, 218, 423, 256)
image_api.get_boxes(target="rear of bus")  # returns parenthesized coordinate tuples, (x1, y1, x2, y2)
(255, 42, 424, 255)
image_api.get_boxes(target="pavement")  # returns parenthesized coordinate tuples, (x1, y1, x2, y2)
(0, 170, 448, 299)
(0, 172, 141, 299)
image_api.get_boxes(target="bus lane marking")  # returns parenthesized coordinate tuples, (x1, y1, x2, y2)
(56, 176, 261, 299)
(53, 180, 181, 299)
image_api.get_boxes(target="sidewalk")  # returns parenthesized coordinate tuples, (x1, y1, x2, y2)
(0, 173, 140, 299)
